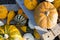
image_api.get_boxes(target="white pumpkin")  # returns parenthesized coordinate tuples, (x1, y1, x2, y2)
(23, 33, 35, 40)
(46, 0, 54, 2)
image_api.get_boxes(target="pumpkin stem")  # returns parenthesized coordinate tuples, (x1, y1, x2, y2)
(45, 11, 49, 16)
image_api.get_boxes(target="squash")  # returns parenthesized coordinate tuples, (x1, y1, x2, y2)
(34, 1, 58, 29)
(24, 0, 38, 10)
(0, 25, 24, 40)
(18, 9, 28, 19)
(34, 29, 40, 40)
(0, 5, 8, 19)
(7, 10, 15, 25)
(20, 26, 27, 32)
(53, 0, 60, 9)
(14, 14, 27, 25)
(18, 9, 23, 15)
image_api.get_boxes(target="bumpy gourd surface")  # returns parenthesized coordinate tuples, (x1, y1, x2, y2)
(34, 2, 58, 29)
(0, 25, 23, 40)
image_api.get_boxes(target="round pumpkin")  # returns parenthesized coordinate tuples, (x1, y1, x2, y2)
(34, 1, 58, 29)
(0, 25, 23, 40)
(0, 5, 8, 19)
(24, 0, 38, 10)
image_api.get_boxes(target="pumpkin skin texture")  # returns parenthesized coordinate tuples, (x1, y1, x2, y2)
(0, 25, 23, 40)
(0, 5, 8, 19)
(34, 2, 58, 29)
(24, 0, 38, 10)
(53, 0, 60, 9)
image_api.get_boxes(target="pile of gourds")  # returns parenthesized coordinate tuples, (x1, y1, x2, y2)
(24, 0, 59, 29)
(0, 5, 40, 40)
(0, 0, 60, 40)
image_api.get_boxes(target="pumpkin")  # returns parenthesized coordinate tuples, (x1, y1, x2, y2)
(34, 1, 58, 29)
(0, 5, 8, 19)
(14, 14, 27, 25)
(7, 10, 15, 25)
(18, 9, 23, 15)
(24, 0, 38, 10)
(18, 9, 28, 19)
(53, 0, 60, 9)
(0, 25, 23, 40)
(34, 29, 40, 40)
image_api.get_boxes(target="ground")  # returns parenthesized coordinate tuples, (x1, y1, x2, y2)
(0, 0, 16, 4)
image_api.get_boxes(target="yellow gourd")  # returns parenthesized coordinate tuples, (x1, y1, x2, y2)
(34, 29, 40, 40)
(0, 25, 24, 40)
(7, 10, 15, 25)
(20, 26, 27, 32)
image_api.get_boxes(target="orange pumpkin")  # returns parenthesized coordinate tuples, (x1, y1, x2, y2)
(24, 0, 38, 10)
(34, 1, 58, 29)
(18, 9, 28, 19)
(0, 5, 8, 19)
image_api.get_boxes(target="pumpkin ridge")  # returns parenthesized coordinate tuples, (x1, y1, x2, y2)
(34, 1, 58, 29)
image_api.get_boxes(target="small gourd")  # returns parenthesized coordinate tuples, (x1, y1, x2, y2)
(20, 26, 27, 32)
(14, 14, 27, 25)
(34, 29, 40, 40)
(23, 33, 34, 40)
(18, 9, 28, 19)
(0, 5, 8, 19)
(24, 0, 38, 10)
(7, 10, 15, 25)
